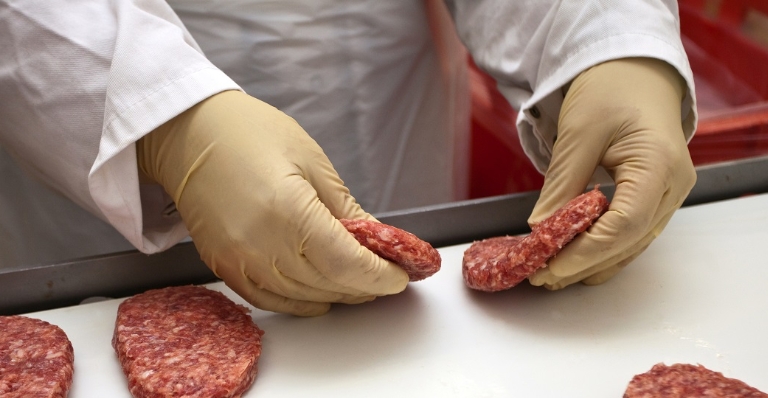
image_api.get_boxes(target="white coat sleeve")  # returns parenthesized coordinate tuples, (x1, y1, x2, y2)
(444, 0, 697, 173)
(0, 0, 240, 253)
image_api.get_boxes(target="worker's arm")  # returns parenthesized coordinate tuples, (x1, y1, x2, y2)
(137, 90, 409, 316)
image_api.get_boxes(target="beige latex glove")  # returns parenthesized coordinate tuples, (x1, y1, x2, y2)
(137, 90, 408, 316)
(527, 58, 696, 290)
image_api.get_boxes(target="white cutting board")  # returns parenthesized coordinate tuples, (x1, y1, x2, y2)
(24, 193, 768, 397)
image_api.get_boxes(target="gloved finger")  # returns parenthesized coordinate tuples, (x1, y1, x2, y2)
(270, 243, 407, 298)
(529, 240, 643, 290)
(527, 140, 606, 227)
(298, 146, 375, 222)
(531, 207, 675, 289)
(280, 176, 409, 296)
(214, 249, 377, 305)
(536, 240, 648, 290)
(300, 215, 410, 296)
(275, 108, 375, 223)
(224, 279, 332, 317)
(272, 227, 396, 298)
(535, 236, 650, 290)
(580, 245, 645, 286)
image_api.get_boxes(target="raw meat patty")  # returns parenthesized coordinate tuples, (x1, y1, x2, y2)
(112, 285, 264, 398)
(624, 363, 767, 397)
(0, 316, 74, 398)
(463, 187, 609, 291)
(340, 218, 441, 281)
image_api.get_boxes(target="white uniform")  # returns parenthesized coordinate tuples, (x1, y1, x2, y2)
(0, 0, 696, 267)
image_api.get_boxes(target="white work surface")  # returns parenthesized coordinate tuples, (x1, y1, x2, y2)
(25, 193, 768, 396)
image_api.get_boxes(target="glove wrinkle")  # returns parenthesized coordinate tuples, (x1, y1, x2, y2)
(173, 143, 214, 206)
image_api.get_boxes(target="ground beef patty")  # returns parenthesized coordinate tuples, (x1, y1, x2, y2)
(624, 363, 767, 397)
(463, 187, 609, 291)
(0, 316, 74, 398)
(112, 285, 264, 398)
(340, 218, 441, 281)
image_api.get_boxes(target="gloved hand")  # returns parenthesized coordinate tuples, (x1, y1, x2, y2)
(527, 58, 696, 290)
(137, 90, 409, 316)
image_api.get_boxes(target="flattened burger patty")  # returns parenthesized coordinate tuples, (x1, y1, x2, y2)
(112, 285, 264, 398)
(0, 316, 74, 398)
(340, 218, 441, 281)
(463, 187, 609, 291)
(624, 363, 767, 397)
